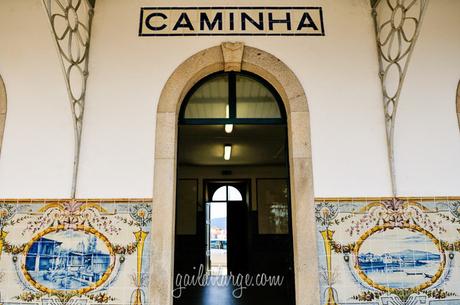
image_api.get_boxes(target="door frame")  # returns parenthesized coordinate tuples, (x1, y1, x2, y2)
(203, 180, 250, 275)
(151, 43, 319, 305)
(202, 178, 248, 271)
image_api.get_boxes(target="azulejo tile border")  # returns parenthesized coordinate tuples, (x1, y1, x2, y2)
(0, 198, 152, 204)
(0, 198, 152, 305)
(315, 197, 460, 305)
(315, 196, 460, 202)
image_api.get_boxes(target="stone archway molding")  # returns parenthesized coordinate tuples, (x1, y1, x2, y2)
(151, 43, 319, 305)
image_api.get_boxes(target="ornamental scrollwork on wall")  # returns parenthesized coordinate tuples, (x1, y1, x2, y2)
(41, 0, 95, 198)
(128, 203, 152, 227)
(0, 204, 16, 228)
(0, 75, 6, 157)
(449, 201, 460, 219)
(456, 81, 460, 132)
(315, 202, 338, 227)
(346, 198, 446, 237)
(372, 0, 429, 195)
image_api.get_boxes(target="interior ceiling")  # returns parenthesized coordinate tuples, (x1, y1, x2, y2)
(185, 74, 280, 119)
(178, 124, 287, 166)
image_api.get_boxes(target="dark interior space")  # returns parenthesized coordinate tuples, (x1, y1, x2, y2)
(173, 125, 295, 305)
(173, 71, 295, 305)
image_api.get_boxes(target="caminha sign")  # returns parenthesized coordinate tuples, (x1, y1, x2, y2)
(139, 7, 325, 36)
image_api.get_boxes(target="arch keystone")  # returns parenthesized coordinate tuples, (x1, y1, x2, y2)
(221, 42, 244, 72)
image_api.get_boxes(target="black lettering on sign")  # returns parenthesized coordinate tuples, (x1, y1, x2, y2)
(229, 12, 235, 31)
(268, 12, 291, 31)
(241, 12, 264, 31)
(297, 12, 319, 31)
(173, 13, 194, 31)
(145, 12, 167, 31)
(200, 12, 223, 31)
(139, 7, 325, 36)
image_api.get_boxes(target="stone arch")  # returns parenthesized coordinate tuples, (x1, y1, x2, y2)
(151, 44, 319, 305)
(0, 75, 6, 156)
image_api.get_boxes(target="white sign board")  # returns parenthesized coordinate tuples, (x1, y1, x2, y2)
(139, 7, 325, 36)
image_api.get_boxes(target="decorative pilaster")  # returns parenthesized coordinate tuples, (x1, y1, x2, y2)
(320, 229, 338, 305)
(372, 0, 429, 196)
(0, 230, 6, 261)
(132, 230, 148, 305)
(41, 0, 95, 198)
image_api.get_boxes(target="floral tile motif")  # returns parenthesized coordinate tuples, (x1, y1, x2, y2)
(0, 199, 152, 305)
(315, 198, 460, 305)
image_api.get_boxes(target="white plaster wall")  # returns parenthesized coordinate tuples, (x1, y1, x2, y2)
(77, 0, 392, 198)
(5, 1, 457, 198)
(395, 0, 460, 196)
(0, 0, 74, 197)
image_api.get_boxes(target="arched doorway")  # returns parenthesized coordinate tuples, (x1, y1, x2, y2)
(151, 44, 319, 305)
(174, 71, 295, 305)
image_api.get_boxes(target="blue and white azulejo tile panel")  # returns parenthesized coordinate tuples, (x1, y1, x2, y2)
(315, 198, 460, 305)
(0, 199, 152, 305)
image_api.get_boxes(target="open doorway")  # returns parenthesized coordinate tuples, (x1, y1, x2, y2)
(174, 72, 295, 305)
(209, 195, 228, 276)
(205, 182, 248, 277)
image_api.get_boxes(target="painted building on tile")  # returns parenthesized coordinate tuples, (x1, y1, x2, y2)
(0, 1, 459, 305)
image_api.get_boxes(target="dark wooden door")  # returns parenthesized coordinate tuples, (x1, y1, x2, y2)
(226, 182, 248, 275)
(227, 200, 248, 275)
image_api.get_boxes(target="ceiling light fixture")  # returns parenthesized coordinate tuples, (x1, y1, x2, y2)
(224, 144, 232, 161)
(225, 124, 234, 133)
(225, 104, 233, 133)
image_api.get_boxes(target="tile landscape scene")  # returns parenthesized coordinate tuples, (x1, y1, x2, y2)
(315, 198, 460, 305)
(0, 200, 151, 305)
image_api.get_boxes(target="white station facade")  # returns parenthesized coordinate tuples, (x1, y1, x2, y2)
(0, 1, 459, 305)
